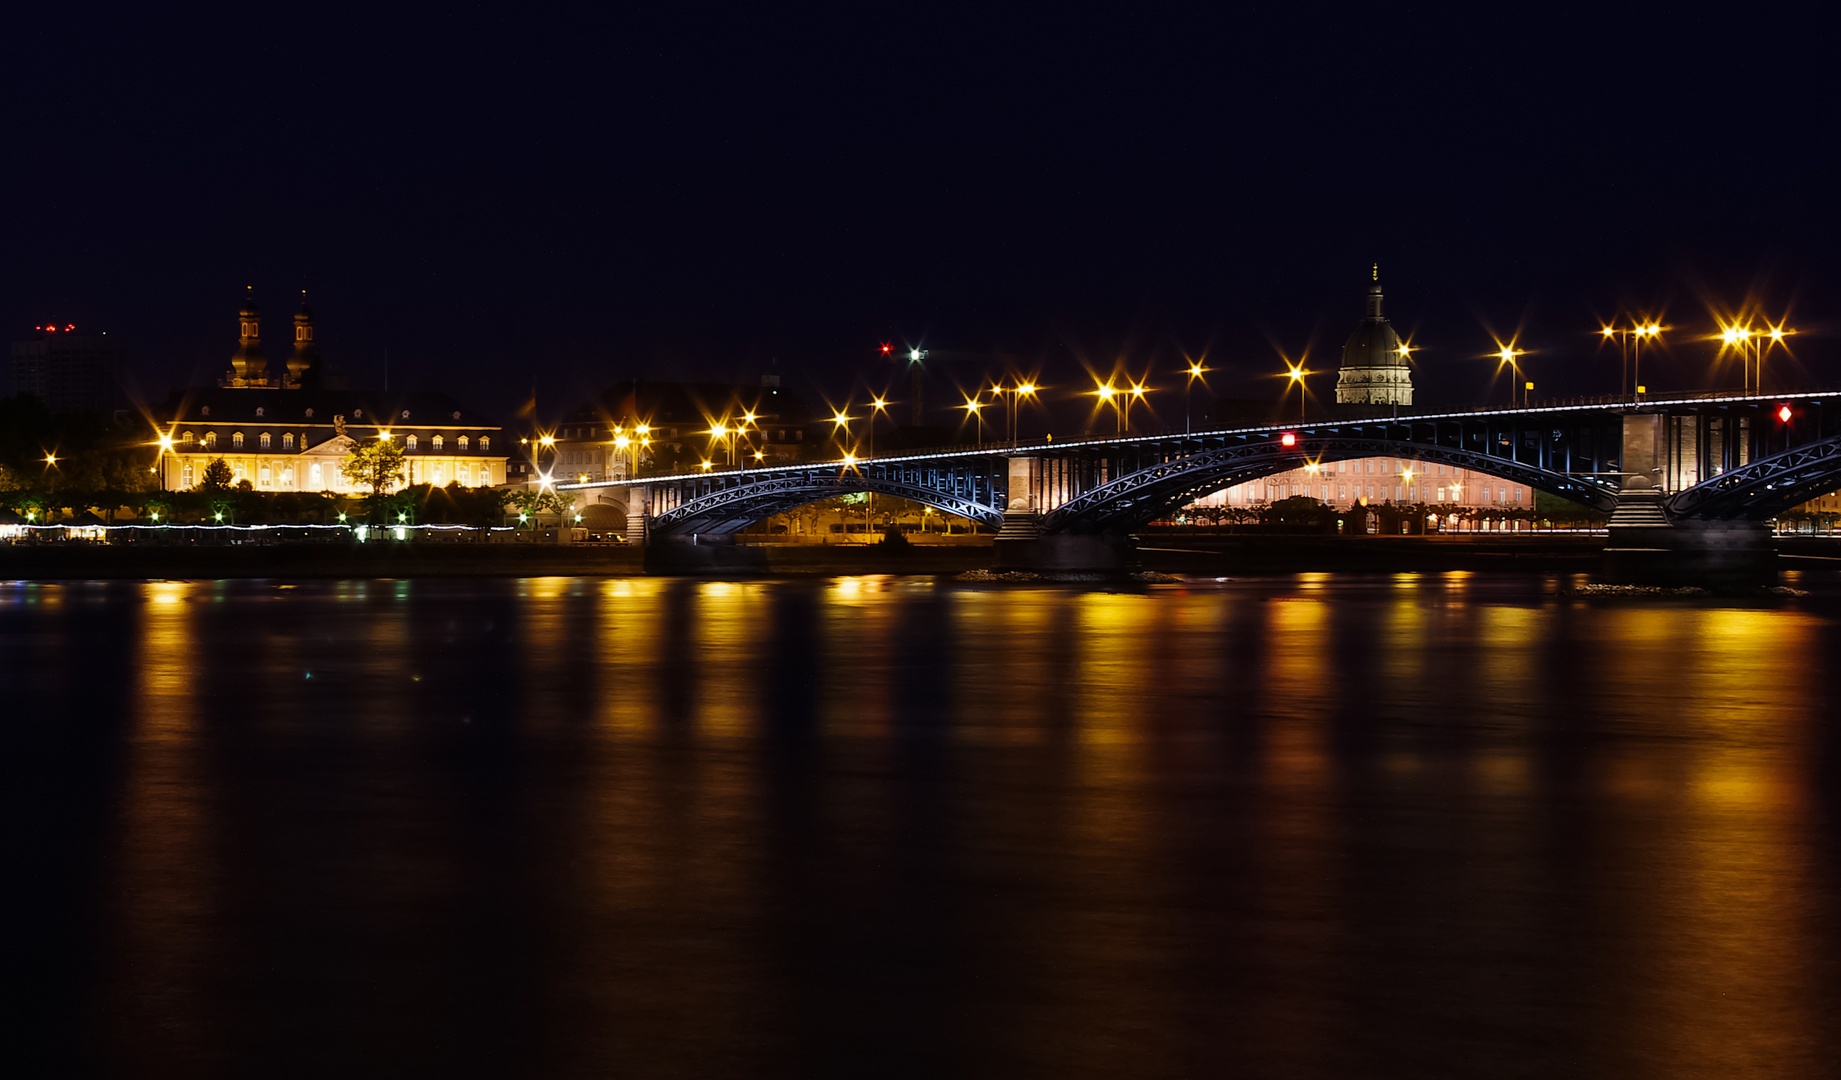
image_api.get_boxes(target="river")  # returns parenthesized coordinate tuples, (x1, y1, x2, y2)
(4, 574, 1839, 1077)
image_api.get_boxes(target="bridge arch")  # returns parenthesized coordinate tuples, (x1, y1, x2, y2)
(1667, 430, 1841, 521)
(648, 470, 1005, 537)
(1041, 436, 1619, 533)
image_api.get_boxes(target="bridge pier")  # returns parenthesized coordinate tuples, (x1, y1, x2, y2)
(1601, 415, 1775, 585)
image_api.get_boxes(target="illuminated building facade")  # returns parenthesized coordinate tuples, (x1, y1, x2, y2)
(151, 298, 505, 493)
(1190, 457, 1531, 512)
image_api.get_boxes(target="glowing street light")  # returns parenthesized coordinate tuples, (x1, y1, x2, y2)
(1281, 362, 1311, 421)
(1601, 320, 1663, 399)
(867, 396, 890, 456)
(1492, 345, 1530, 406)
(1716, 319, 1795, 392)
(1090, 380, 1123, 433)
(960, 396, 986, 445)
(1183, 361, 1209, 434)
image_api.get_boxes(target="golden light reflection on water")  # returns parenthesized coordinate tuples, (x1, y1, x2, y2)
(8, 575, 1836, 1073)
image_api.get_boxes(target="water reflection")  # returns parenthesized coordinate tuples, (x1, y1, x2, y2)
(1, 574, 1838, 1076)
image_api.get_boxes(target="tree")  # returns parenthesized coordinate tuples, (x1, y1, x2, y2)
(200, 457, 235, 490)
(341, 438, 407, 496)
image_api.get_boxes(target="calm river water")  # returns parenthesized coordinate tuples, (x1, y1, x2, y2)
(4, 574, 1841, 1078)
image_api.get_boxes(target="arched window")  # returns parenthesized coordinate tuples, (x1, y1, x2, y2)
(259, 465, 272, 485)
(181, 431, 196, 447)
(458, 464, 472, 486)
(259, 432, 271, 449)
(432, 435, 444, 451)
(478, 437, 489, 452)
(458, 436, 469, 451)
(204, 432, 217, 448)
(309, 463, 323, 488)
(282, 433, 295, 449)
(281, 466, 294, 486)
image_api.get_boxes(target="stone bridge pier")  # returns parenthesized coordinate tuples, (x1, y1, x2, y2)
(1602, 413, 1775, 586)
(993, 455, 1133, 572)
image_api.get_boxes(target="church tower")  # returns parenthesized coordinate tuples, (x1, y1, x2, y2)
(286, 290, 320, 388)
(224, 287, 270, 387)
(1333, 267, 1414, 406)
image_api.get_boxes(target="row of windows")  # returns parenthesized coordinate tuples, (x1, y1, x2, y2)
(178, 431, 491, 452)
(1241, 483, 1526, 504)
(177, 462, 498, 488)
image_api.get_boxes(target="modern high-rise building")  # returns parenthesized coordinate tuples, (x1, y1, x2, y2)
(1333, 269, 1414, 406)
(10, 323, 125, 413)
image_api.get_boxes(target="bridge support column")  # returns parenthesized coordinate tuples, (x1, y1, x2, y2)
(626, 510, 648, 547)
(1602, 420, 1775, 585)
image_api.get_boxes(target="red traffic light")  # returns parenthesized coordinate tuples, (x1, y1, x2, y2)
(1280, 432, 1298, 447)
(1778, 404, 1794, 423)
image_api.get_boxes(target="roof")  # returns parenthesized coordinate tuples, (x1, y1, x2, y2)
(156, 387, 501, 428)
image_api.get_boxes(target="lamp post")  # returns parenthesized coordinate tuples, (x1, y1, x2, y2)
(988, 381, 1038, 442)
(1184, 362, 1207, 434)
(1090, 381, 1121, 434)
(1600, 321, 1662, 399)
(830, 408, 854, 456)
(1718, 322, 1795, 393)
(1495, 346, 1527, 406)
(156, 434, 174, 491)
(867, 397, 889, 456)
(959, 397, 986, 445)
(1124, 382, 1149, 433)
(1284, 363, 1309, 422)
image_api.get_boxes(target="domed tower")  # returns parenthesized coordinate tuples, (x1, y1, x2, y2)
(225, 287, 270, 387)
(286, 290, 320, 388)
(1334, 267, 1414, 406)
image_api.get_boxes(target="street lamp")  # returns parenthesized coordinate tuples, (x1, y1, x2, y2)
(1717, 321, 1795, 393)
(867, 396, 890, 456)
(156, 434, 174, 491)
(1184, 362, 1208, 434)
(959, 396, 986, 445)
(1124, 382, 1149, 433)
(1600, 321, 1663, 399)
(830, 408, 854, 456)
(1493, 346, 1528, 406)
(1283, 363, 1310, 422)
(1089, 380, 1121, 433)
(988, 381, 1037, 442)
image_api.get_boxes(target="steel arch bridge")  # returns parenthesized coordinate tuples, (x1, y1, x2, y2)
(559, 390, 1841, 537)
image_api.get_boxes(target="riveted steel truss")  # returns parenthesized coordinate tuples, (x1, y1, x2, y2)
(1044, 437, 1619, 534)
(650, 461, 1006, 536)
(1666, 432, 1841, 520)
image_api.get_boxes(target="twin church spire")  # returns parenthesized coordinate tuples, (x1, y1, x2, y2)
(222, 288, 321, 389)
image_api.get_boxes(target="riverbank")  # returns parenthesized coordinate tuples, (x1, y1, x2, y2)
(6, 533, 1836, 580)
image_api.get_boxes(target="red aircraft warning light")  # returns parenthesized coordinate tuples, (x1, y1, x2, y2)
(1280, 432, 1298, 447)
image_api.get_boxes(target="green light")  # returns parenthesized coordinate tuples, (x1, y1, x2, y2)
(337, 513, 347, 522)
(398, 512, 407, 522)
(214, 512, 223, 522)
(574, 513, 582, 522)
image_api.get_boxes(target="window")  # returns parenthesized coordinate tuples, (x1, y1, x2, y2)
(309, 463, 322, 487)
(256, 407, 265, 418)
(259, 466, 272, 485)
(406, 435, 418, 450)
(282, 433, 295, 449)
(204, 432, 217, 448)
(1513, 486, 1523, 502)
(182, 431, 196, 446)
(431, 465, 444, 485)
(432, 435, 443, 451)
(180, 463, 194, 488)
(260, 432, 271, 449)
(478, 464, 492, 484)
(458, 436, 470, 451)
(281, 466, 294, 486)
(458, 464, 472, 486)
(232, 432, 243, 449)
(478, 437, 488, 451)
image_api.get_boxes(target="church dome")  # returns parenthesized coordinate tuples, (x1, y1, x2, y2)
(1341, 284, 1408, 369)
(1334, 273, 1414, 407)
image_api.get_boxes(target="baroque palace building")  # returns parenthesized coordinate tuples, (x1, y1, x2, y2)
(153, 293, 506, 493)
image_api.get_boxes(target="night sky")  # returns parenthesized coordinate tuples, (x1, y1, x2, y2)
(5, 5, 1834, 429)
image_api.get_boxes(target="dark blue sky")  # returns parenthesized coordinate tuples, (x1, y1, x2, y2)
(4, 4, 1833, 430)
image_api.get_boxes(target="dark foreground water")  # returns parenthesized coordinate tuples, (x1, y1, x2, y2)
(4, 574, 1841, 1078)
